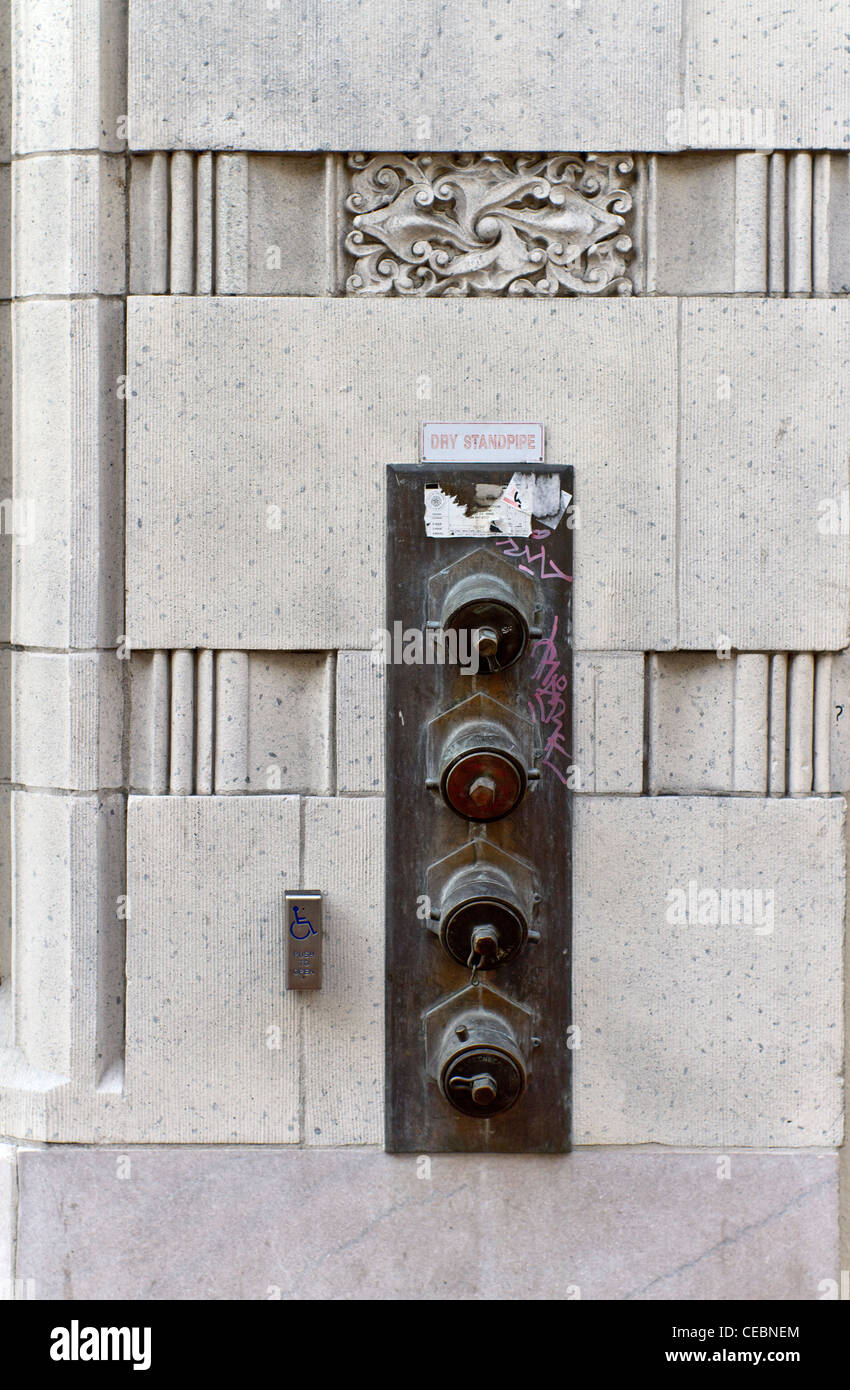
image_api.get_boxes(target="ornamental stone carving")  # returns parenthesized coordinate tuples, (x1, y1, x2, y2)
(344, 152, 634, 297)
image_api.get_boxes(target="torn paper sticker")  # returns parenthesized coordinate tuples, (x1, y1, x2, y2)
(502, 473, 571, 529)
(424, 483, 531, 538)
(424, 473, 571, 538)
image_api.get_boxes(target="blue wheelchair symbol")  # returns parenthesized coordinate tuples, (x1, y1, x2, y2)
(290, 904, 318, 940)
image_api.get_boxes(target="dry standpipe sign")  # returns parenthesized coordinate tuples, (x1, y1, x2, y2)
(421, 421, 544, 463)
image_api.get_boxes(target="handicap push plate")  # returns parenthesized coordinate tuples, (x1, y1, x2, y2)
(285, 891, 323, 990)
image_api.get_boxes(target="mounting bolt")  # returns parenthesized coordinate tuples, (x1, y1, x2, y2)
(468, 775, 497, 808)
(471, 1074, 498, 1106)
(470, 924, 500, 961)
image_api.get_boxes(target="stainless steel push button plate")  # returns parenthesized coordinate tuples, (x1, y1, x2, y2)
(285, 891, 323, 990)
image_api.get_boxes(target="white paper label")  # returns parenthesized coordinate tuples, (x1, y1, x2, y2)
(423, 474, 571, 538)
(424, 483, 531, 538)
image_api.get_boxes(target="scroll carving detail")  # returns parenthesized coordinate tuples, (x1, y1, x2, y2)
(344, 152, 634, 297)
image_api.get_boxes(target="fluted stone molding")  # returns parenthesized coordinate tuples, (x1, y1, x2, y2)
(646, 651, 850, 797)
(129, 151, 340, 295)
(128, 650, 333, 796)
(127, 149, 850, 300)
(336, 648, 850, 800)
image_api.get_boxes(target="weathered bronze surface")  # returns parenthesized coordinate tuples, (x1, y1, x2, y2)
(385, 463, 573, 1152)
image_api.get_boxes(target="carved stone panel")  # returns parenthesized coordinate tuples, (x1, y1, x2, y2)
(345, 153, 634, 297)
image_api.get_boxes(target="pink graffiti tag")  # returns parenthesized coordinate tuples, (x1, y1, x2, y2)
(496, 529, 572, 582)
(528, 615, 571, 785)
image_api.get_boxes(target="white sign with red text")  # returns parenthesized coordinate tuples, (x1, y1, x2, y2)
(421, 422, 544, 463)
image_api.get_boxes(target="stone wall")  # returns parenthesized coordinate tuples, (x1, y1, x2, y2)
(0, 0, 848, 1300)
